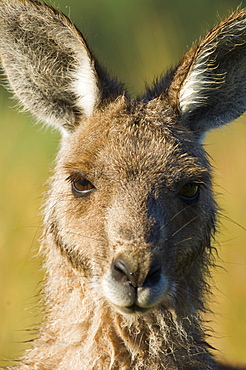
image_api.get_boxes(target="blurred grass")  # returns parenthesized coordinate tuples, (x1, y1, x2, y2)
(0, 0, 246, 367)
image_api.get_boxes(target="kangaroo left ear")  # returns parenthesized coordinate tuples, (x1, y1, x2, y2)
(169, 9, 246, 139)
(0, 0, 123, 135)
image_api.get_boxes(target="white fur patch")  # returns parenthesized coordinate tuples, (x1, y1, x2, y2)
(73, 50, 99, 118)
(179, 68, 204, 113)
(179, 47, 226, 115)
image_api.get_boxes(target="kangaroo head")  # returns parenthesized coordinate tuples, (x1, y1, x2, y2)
(1, 1, 246, 318)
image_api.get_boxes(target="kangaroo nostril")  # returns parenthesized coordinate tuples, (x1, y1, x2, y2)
(114, 259, 130, 278)
(114, 259, 129, 276)
(111, 258, 133, 284)
(144, 264, 161, 286)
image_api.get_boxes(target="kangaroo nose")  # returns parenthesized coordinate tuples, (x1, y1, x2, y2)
(111, 257, 161, 288)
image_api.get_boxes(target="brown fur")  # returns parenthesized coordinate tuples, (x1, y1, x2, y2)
(0, 1, 246, 369)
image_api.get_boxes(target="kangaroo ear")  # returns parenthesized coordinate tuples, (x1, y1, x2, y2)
(0, 0, 123, 135)
(169, 9, 246, 138)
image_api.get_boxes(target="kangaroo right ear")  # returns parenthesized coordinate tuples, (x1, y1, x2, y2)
(171, 9, 246, 138)
(0, 0, 123, 135)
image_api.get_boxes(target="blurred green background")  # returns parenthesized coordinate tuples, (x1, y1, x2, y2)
(0, 0, 246, 367)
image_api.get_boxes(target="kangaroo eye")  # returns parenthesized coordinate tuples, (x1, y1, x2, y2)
(72, 177, 95, 197)
(178, 183, 199, 203)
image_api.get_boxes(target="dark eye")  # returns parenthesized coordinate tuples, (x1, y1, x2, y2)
(71, 177, 95, 197)
(178, 183, 200, 203)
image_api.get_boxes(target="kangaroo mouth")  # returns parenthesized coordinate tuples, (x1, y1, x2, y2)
(115, 303, 150, 315)
(103, 266, 171, 316)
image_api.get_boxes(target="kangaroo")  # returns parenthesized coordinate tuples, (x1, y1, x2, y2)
(0, 0, 246, 369)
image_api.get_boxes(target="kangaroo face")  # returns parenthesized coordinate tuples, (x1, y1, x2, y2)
(47, 98, 214, 315)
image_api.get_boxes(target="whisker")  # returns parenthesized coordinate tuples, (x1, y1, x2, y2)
(157, 203, 196, 233)
(173, 236, 193, 246)
(218, 212, 246, 232)
(171, 215, 199, 239)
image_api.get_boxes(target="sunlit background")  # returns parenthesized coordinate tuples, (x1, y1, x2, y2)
(0, 0, 246, 367)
